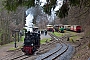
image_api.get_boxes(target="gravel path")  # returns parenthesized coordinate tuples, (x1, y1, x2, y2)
(0, 41, 23, 58)
(40, 34, 51, 40)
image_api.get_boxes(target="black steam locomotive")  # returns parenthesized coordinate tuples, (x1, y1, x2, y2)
(22, 31, 40, 54)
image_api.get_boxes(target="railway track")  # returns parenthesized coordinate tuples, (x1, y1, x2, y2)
(36, 33, 63, 54)
(1, 32, 74, 60)
(11, 54, 30, 60)
(36, 32, 74, 60)
(0, 33, 58, 60)
(36, 43, 69, 60)
(10, 32, 69, 60)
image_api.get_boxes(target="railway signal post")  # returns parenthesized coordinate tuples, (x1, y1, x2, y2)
(14, 29, 20, 48)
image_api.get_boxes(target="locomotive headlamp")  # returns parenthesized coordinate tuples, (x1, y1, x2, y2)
(31, 43, 33, 46)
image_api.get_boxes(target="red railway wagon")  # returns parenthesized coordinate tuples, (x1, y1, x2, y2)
(70, 25, 81, 33)
(46, 25, 54, 31)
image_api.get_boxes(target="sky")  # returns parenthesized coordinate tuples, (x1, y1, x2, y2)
(40, 0, 64, 22)
(40, 0, 47, 6)
(54, 0, 63, 11)
(40, 0, 64, 11)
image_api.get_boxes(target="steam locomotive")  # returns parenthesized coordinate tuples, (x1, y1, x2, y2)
(21, 28, 40, 55)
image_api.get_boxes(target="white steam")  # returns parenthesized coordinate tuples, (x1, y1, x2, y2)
(25, 13, 34, 32)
